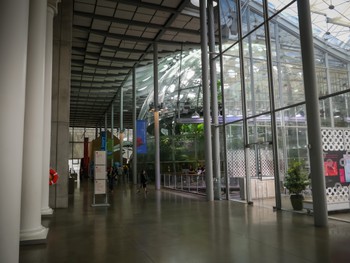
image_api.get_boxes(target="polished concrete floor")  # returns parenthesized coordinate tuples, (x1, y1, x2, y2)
(19, 180, 350, 263)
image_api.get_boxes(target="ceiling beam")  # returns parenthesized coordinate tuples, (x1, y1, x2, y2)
(73, 25, 200, 46)
(74, 10, 200, 36)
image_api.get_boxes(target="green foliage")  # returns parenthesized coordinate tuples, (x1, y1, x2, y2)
(217, 79, 222, 103)
(179, 124, 204, 136)
(284, 161, 310, 194)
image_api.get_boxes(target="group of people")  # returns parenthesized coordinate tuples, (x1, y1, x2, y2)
(107, 165, 148, 195)
(107, 165, 129, 192)
(188, 164, 206, 175)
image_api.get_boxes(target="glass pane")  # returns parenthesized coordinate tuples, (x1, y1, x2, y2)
(247, 114, 272, 144)
(319, 98, 332, 128)
(269, 4, 305, 109)
(243, 27, 270, 117)
(226, 121, 245, 201)
(268, 0, 295, 17)
(220, 0, 239, 45)
(329, 68, 349, 94)
(315, 67, 327, 97)
(241, 1, 264, 37)
(222, 48, 243, 121)
(332, 94, 350, 128)
(276, 106, 309, 211)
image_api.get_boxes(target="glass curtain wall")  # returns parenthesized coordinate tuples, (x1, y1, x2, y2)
(133, 0, 350, 219)
(220, 0, 350, 219)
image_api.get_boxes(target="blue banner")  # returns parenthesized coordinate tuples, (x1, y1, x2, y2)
(136, 120, 147, 154)
(101, 131, 106, 151)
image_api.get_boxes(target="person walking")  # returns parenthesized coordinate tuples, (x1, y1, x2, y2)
(137, 169, 148, 194)
(107, 167, 117, 193)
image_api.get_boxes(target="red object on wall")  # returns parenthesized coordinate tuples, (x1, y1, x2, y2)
(49, 168, 59, 185)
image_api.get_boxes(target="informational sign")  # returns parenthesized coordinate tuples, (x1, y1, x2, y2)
(95, 165, 106, 180)
(94, 180, 106, 194)
(95, 151, 106, 165)
(136, 120, 147, 154)
(92, 150, 109, 206)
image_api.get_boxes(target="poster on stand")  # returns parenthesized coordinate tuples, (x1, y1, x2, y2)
(95, 165, 106, 180)
(95, 151, 106, 165)
(94, 180, 106, 194)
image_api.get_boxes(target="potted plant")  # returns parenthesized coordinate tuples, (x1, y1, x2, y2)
(284, 161, 310, 210)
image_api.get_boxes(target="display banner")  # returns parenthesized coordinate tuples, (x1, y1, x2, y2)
(323, 151, 350, 187)
(136, 120, 147, 154)
(107, 139, 113, 156)
(101, 131, 106, 150)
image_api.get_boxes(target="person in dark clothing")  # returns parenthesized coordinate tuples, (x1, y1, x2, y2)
(107, 167, 116, 193)
(137, 169, 148, 194)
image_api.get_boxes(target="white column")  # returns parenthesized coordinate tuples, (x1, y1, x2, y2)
(0, 1, 29, 261)
(20, 0, 48, 243)
(41, 0, 59, 216)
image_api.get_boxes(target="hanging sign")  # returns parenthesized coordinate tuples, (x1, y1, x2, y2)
(136, 120, 147, 154)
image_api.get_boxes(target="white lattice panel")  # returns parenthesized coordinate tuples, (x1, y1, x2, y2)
(260, 148, 274, 177)
(227, 149, 275, 178)
(344, 130, 350, 151)
(322, 129, 345, 151)
(227, 150, 246, 177)
(326, 184, 349, 203)
(249, 149, 257, 176)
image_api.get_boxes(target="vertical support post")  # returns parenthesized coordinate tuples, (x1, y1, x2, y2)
(236, 0, 251, 203)
(208, 0, 221, 200)
(216, 0, 230, 200)
(262, 0, 281, 209)
(200, 0, 214, 201)
(154, 43, 161, 190)
(111, 103, 114, 167)
(120, 87, 124, 166)
(132, 67, 138, 184)
(325, 53, 335, 127)
(297, 0, 328, 227)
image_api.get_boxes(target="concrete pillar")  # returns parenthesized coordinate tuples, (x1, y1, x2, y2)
(50, 0, 72, 208)
(20, 0, 48, 243)
(41, 0, 60, 216)
(0, 1, 29, 261)
(297, 0, 328, 227)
